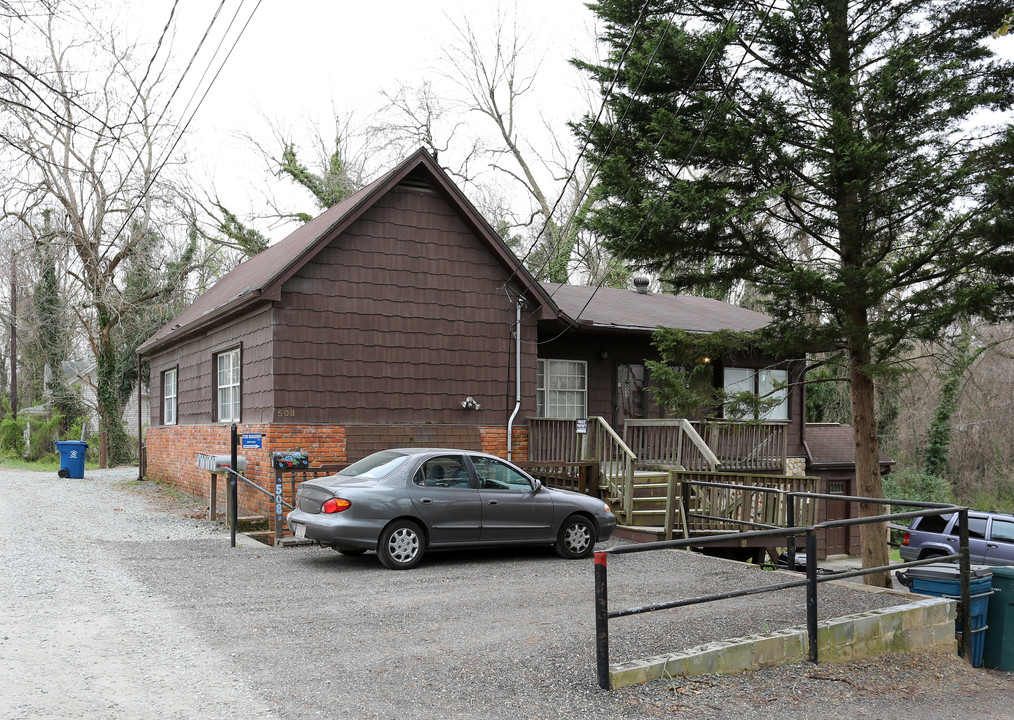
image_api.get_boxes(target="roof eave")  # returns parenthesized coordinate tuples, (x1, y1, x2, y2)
(137, 290, 268, 358)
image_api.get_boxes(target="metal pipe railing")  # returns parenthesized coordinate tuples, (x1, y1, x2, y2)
(594, 500, 972, 689)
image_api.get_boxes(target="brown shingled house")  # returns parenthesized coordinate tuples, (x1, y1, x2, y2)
(138, 148, 864, 557)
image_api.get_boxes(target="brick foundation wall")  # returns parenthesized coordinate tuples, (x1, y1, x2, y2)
(479, 426, 528, 461)
(146, 423, 349, 518)
(145, 423, 530, 516)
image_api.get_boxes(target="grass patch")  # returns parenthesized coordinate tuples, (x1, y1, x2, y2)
(0, 458, 102, 472)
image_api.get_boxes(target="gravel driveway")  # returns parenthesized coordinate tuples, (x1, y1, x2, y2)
(2, 467, 1012, 719)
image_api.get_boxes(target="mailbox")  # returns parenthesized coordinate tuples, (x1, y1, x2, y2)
(195, 453, 246, 474)
(271, 450, 309, 469)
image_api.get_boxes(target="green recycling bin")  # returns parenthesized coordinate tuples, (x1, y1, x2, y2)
(984, 566, 1014, 670)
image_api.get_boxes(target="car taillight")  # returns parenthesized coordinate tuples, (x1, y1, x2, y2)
(321, 498, 351, 514)
(902, 532, 910, 546)
(603, 503, 611, 513)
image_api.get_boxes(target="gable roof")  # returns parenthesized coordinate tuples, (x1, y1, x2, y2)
(804, 423, 895, 468)
(138, 149, 560, 357)
(541, 282, 770, 334)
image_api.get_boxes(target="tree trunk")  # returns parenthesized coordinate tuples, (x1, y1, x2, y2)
(850, 349, 891, 587)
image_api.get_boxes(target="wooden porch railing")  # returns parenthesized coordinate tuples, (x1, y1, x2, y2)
(517, 461, 600, 497)
(671, 471, 819, 538)
(687, 419, 788, 472)
(624, 419, 720, 471)
(527, 417, 636, 516)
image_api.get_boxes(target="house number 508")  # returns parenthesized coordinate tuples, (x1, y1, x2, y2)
(277, 409, 295, 417)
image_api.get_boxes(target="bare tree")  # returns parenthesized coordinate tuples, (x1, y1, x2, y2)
(378, 7, 623, 286)
(1, 8, 201, 464)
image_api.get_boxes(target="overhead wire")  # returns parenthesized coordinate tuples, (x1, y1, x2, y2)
(528, 5, 683, 290)
(95, 0, 181, 183)
(100, 0, 259, 266)
(549, 0, 746, 303)
(535, 0, 779, 346)
(498, 0, 653, 292)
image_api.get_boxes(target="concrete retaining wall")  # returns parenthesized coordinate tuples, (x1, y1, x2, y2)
(609, 596, 956, 689)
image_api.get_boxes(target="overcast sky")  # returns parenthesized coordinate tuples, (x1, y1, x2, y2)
(113, 0, 599, 241)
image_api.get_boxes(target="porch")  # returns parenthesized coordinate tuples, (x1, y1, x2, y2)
(523, 417, 820, 559)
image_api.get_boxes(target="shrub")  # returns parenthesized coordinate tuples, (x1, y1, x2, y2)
(883, 467, 954, 541)
(0, 415, 27, 458)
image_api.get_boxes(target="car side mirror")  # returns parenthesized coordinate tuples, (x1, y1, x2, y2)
(532, 479, 543, 492)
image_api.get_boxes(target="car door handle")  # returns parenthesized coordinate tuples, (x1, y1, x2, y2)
(487, 500, 499, 506)
(420, 498, 434, 504)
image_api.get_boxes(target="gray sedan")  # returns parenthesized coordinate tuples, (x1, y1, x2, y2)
(286, 448, 617, 569)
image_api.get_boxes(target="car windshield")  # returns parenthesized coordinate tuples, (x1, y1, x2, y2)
(338, 451, 409, 480)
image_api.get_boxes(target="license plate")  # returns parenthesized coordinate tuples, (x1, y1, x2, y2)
(294, 523, 306, 539)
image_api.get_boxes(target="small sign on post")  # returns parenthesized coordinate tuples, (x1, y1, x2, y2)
(576, 418, 588, 435)
(241, 433, 263, 449)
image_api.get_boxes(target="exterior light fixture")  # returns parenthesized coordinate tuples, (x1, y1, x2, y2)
(461, 396, 481, 410)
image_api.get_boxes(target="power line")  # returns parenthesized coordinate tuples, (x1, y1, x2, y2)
(96, 0, 182, 182)
(539, 0, 780, 343)
(499, 0, 653, 290)
(543, 0, 746, 301)
(528, 5, 683, 286)
(100, 0, 257, 267)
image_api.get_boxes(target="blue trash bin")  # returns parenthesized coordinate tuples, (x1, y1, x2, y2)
(54, 441, 88, 479)
(897, 562, 992, 667)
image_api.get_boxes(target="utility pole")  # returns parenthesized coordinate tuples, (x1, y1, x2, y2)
(9, 250, 16, 418)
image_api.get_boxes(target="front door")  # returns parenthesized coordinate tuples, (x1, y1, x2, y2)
(615, 363, 646, 429)
(824, 480, 848, 556)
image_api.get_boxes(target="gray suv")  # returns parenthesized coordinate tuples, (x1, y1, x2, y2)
(900, 510, 1014, 565)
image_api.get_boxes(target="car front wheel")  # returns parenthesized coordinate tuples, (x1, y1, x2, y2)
(555, 515, 596, 559)
(378, 520, 425, 569)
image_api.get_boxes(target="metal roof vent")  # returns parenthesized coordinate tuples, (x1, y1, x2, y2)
(633, 276, 650, 295)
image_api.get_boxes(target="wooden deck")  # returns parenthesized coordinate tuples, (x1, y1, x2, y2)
(527, 417, 817, 556)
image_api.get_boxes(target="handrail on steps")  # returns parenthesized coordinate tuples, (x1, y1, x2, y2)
(584, 417, 637, 521)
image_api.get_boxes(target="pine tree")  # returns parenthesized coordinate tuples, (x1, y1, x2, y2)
(578, 0, 1014, 584)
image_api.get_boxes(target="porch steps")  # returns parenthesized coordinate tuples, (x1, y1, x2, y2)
(613, 525, 665, 543)
(625, 472, 671, 527)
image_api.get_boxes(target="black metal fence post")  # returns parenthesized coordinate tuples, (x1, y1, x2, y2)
(230, 423, 238, 548)
(806, 530, 818, 662)
(786, 493, 796, 570)
(595, 551, 610, 690)
(958, 507, 972, 663)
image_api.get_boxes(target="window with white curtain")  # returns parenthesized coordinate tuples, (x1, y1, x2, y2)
(723, 366, 788, 420)
(163, 368, 177, 425)
(215, 348, 241, 422)
(537, 359, 587, 419)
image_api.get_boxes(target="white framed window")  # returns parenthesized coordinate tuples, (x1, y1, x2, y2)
(215, 348, 241, 423)
(537, 359, 587, 419)
(723, 367, 788, 420)
(163, 368, 177, 426)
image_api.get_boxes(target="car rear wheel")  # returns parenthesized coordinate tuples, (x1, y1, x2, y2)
(378, 520, 425, 569)
(555, 515, 595, 559)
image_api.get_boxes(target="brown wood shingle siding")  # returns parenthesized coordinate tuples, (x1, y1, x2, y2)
(148, 308, 274, 426)
(271, 186, 537, 425)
